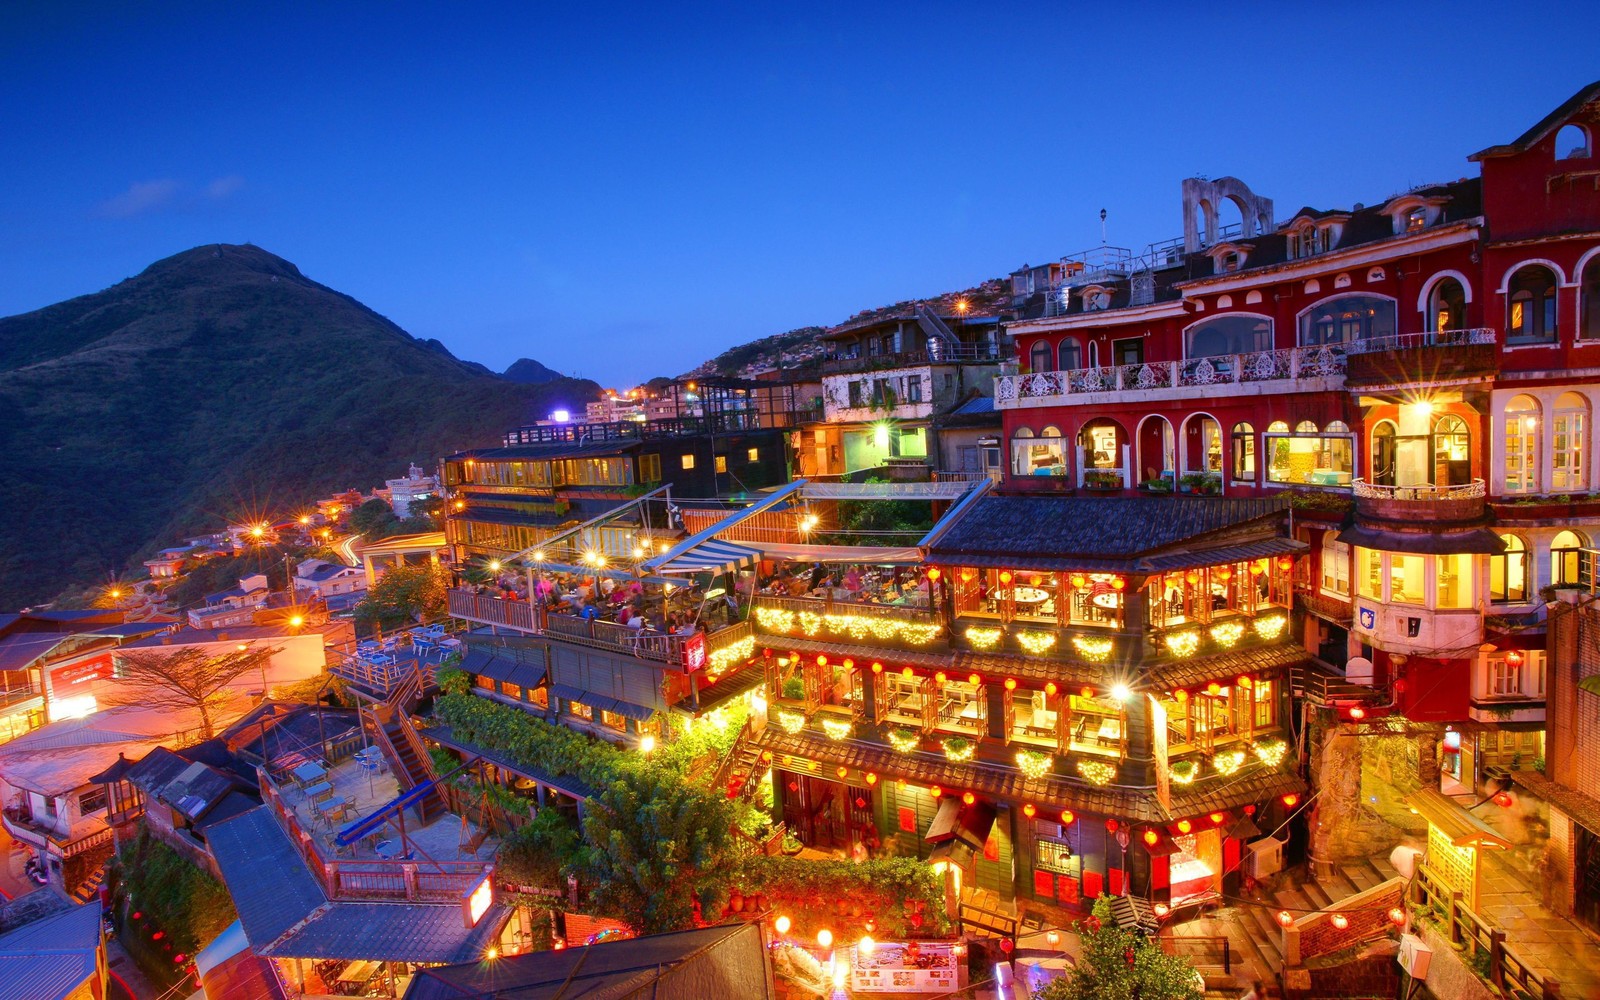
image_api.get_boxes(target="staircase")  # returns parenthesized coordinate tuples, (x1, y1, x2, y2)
(711, 721, 765, 803)
(365, 669, 441, 823)
(913, 304, 960, 351)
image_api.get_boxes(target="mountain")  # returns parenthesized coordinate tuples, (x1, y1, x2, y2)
(502, 357, 562, 384)
(685, 278, 1011, 379)
(0, 244, 597, 609)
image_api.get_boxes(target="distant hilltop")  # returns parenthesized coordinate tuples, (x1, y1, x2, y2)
(503, 357, 563, 384)
(0, 242, 596, 609)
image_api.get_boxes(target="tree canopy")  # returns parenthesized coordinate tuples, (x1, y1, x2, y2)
(355, 562, 446, 630)
(1031, 897, 1204, 1000)
(107, 643, 279, 738)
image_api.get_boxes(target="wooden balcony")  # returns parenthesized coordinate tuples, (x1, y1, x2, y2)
(1352, 478, 1487, 524)
(1344, 329, 1498, 388)
(447, 589, 537, 631)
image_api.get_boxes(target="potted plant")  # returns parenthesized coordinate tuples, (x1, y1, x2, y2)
(1180, 472, 1221, 495)
(1141, 477, 1172, 494)
(1083, 470, 1122, 491)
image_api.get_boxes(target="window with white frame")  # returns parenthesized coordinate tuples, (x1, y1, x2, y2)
(1490, 534, 1528, 604)
(1321, 534, 1350, 597)
(1504, 395, 1541, 493)
(1551, 530, 1588, 587)
(1231, 422, 1256, 481)
(1507, 265, 1558, 344)
(1487, 650, 1546, 699)
(1554, 392, 1588, 491)
(936, 680, 986, 735)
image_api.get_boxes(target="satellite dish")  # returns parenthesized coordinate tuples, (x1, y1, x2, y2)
(1345, 656, 1374, 685)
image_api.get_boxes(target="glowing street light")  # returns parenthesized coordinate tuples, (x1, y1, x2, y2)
(1111, 682, 1131, 702)
(488, 560, 502, 573)
(774, 915, 791, 935)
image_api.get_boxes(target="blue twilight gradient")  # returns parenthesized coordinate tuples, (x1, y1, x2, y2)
(1, 2, 1597, 386)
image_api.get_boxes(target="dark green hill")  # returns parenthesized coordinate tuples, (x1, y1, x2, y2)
(0, 244, 596, 608)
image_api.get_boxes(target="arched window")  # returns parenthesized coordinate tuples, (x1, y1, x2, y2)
(1325, 420, 1350, 434)
(1490, 534, 1528, 604)
(1181, 415, 1223, 474)
(1231, 422, 1256, 482)
(1137, 416, 1175, 484)
(1432, 415, 1471, 487)
(1183, 315, 1273, 359)
(1296, 420, 1318, 433)
(1059, 337, 1083, 370)
(1557, 124, 1591, 160)
(1087, 341, 1101, 368)
(1267, 420, 1289, 433)
(1371, 420, 1398, 487)
(1554, 392, 1589, 491)
(1266, 420, 1354, 486)
(1011, 427, 1062, 477)
(1297, 294, 1397, 346)
(1505, 395, 1541, 493)
(1581, 255, 1600, 341)
(1428, 277, 1468, 333)
(1321, 533, 1350, 596)
(1552, 530, 1588, 587)
(1507, 265, 1558, 344)
(1029, 340, 1053, 373)
(1080, 419, 1126, 470)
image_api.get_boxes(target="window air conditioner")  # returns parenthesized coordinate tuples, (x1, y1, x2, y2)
(1245, 837, 1284, 878)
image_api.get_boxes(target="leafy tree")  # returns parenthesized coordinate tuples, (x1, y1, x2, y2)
(580, 764, 735, 934)
(499, 807, 583, 893)
(349, 498, 400, 538)
(113, 826, 235, 971)
(1032, 897, 1204, 1000)
(355, 562, 446, 630)
(105, 644, 280, 738)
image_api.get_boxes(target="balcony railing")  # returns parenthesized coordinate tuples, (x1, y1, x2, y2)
(1352, 478, 1486, 500)
(1343, 328, 1496, 356)
(447, 589, 538, 631)
(822, 344, 1006, 375)
(996, 345, 1347, 406)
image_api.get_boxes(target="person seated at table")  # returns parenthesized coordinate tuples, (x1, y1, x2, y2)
(785, 574, 811, 596)
(600, 576, 616, 598)
(577, 580, 594, 601)
(625, 607, 645, 629)
(843, 566, 863, 593)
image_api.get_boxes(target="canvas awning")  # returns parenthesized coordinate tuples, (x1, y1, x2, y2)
(650, 538, 762, 576)
(754, 542, 924, 565)
(803, 481, 975, 501)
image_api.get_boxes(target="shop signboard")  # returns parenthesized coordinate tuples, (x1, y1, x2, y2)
(850, 941, 959, 994)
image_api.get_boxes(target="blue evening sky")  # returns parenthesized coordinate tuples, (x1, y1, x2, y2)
(2, 3, 1597, 386)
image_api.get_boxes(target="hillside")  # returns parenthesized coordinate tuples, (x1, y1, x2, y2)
(686, 278, 1011, 378)
(503, 357, 562, 384)
(0, 244, 596, 608)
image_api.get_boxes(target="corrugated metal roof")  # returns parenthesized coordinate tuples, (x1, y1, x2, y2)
(0, 903, 102, 1000)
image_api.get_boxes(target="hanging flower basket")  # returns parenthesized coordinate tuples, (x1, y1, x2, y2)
(942, 736, 976, 762)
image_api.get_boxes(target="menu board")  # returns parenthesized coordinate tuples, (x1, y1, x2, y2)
(850, 942, 959, 994)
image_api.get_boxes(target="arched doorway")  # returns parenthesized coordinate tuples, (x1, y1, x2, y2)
(1137, 416, 1175, 485)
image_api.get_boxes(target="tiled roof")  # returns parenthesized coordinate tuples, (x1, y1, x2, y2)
(207, 805, 509, 963)
(927, 496, 1289, 572)
(1141, 644, 1307, 693)
(1472, 80, 1600, 159)
(753, 726, 1169, 823)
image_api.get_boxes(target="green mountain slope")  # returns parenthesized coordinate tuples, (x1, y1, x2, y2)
(0, 244, 595, 608)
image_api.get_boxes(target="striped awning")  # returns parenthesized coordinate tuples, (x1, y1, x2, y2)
(651, 538, 762, 576)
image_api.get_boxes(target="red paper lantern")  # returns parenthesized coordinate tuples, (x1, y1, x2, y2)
(962, 792, 976, 805)
(1389, 907, 1407, 926)
(999, 570, 1014, 585)
(1154, 902, 1170, 918)
(1000, 938, 1014, 953)
(1277, 910, 1294, 927)
(1142, 829, 1159, 847)
(836, 766, 849, 779)
(1045, 681, 1058, 696)
(817, 654, 828, 666)
(1184, 570, 1199, 585)
(1060, 809, 1075, 825)
(1277, 556, 1293, 570)
(1215, 567, 1232, 582)
(1244, 805, 1256, 816)
(870, 662, 883, 674)
(1023, 804, 1036, 818)
(927, 567, 942, 582)
(1494, 791, 1514, 808)
(842, 658, 854, 670)
(935, 671, 947, 684)
(761, 750, 774, 762)
(865, 772, 878, 785)
(1176, 819, 1192, 834)
(1506, 650, 1525, 668)
(1281, 793, 1299, 808)
(930, 786, 942, 798)
(1004, 678, 1017, 691)
(152, 931, 164, 941)
(1081, 686, 1094, 698)
(1331, 913, 1349, 930)
(901, 666, 914, 678)
(1104, 818, 1118, 832)
(1349, 706, 1366, 720)
(1071, 574, 1088, 589)
(968, 672, 982, 685)
(1111, 577, 1126, 591)
(1237, 675, 1252, 688)
(1206, 682, 1221, 695)
(1174, 689, 1188, 702)
(1209, 812, 1225, 825)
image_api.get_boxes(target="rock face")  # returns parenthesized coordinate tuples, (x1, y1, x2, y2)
(503, 358, 563, 384)
(0, 243, 597, 608)
(1310, 727, 1413, 864)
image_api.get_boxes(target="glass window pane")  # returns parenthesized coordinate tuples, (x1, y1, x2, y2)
(1436, 554, 1473, 609)
(1390, 555, 1425, 605)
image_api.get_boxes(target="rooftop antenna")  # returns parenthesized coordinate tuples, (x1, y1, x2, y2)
(1099, 208, 1108, 245)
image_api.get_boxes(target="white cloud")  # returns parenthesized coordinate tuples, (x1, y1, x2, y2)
(97, 179, 182, 218)
(206, 175, 244, 199)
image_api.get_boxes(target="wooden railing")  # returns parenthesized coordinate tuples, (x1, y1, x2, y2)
(448, 589, 538, 631)
(1411, 862, 1560, 999)
(544, 613, 686, 663)
(751, 593, 937, 624)
(257, 768, 488, 903)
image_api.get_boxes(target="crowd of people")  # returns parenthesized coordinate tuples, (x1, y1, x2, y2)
(757, 563, 930, 605)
